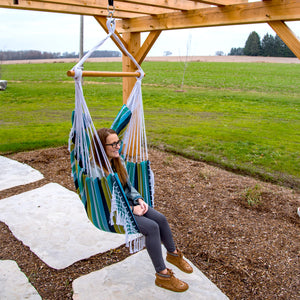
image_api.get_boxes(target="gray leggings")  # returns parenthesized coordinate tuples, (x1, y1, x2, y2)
(134, 206, 176, 273)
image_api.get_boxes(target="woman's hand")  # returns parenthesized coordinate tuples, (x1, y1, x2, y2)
(133, 199, 148, 216)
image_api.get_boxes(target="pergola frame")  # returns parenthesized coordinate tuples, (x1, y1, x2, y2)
(1, 0, 300, 101)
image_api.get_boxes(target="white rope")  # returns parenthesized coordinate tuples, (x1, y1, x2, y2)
(72, 17, 144, 80)
(70, 65, 113, 176)
(69, 16, 147, 168)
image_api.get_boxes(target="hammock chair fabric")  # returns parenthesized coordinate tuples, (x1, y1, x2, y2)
(68, 17, 154, 253)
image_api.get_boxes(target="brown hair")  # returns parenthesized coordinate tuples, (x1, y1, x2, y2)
(93, 128, 128, 186)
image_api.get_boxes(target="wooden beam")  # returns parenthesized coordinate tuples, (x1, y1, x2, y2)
(117, 0, 210, 10)
(96, 17, 160, 66)
(135, 30, 162, 65)
(95, 17, 159, 73)
(117, 0, 300, 33)
(39, 0, 178, 15)
(0, 0, 208, 15)
(192, 0, 249, 6)
(0, 0, 146, 17)
(268, 20, 300, 59)
(94, 16, 129, 57)
(0, 0, 248, 16)
(67, 70, 142, 77)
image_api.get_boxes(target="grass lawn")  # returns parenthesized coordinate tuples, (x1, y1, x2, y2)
(1, 61, 299, 187)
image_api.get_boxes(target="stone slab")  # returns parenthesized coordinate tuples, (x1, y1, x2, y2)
(0, 156, 44, 191)
(72, 248, 229, 300)
(0, 260, 41, 300)
(0, 183, 125, 269)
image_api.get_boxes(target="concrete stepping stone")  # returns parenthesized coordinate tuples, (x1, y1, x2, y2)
(0, 156, 44, 191)
(0, 183, 124, 269)
(0, 260, 41, 300)
(72, 248, 229, 300)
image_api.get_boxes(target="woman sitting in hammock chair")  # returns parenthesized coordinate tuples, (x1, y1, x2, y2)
(93, 127, 193, 293)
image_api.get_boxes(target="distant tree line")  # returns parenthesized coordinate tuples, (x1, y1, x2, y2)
(229, 31, 295, 57)
(0, 50, 121, 61)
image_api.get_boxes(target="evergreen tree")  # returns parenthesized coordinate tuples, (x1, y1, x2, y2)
(229, 32, 296, 58)
(261, 33, 275, 56)
(244, 31, 262, 56)
(274, 35, 285, 57)
(228, 47, 244, 56)
(274, 35, 295, 57)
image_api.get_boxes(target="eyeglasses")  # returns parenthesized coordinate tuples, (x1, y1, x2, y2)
(105, 140, 122, 148)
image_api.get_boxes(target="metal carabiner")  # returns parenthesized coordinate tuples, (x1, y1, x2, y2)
(107, 4, 115, 18)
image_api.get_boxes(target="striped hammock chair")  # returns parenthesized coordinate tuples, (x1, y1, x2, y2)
(68, 17, 154, 253)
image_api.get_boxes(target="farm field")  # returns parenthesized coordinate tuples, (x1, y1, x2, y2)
(0, 59, 299, 299)
(1, 60, 299, 188)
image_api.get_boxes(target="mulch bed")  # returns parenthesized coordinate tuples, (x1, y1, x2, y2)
(0, 146, 299, 299)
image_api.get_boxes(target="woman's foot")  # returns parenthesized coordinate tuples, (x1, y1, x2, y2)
(166, 248, 193, 273)
(155, 268, 188, 292)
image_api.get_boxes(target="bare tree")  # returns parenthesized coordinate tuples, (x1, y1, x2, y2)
(178, 33, 192, 92)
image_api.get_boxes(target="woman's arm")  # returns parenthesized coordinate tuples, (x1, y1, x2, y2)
(131, 198, 148, 216)
(120, 157, 147, 215)
(124, 177, 144, 203)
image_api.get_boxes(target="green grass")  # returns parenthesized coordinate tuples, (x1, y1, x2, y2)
(1, 61, 299, 188)
(241, 184, 262, 207)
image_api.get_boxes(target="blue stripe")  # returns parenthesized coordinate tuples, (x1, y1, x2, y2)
(86, 177, 104, 230)
(111, 104, 132, 135)
(93, 178, 110, 232)
(96, 178, 117, 233)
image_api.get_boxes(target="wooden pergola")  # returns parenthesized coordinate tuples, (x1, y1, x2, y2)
(1, 0, 300, 101)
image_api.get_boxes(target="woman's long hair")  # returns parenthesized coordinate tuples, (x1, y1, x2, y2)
(93, 128, 128, 186)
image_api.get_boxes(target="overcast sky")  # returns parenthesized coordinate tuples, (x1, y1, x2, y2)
(1, 8, 299, 56)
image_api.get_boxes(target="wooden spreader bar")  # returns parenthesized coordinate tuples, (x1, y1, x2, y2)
(67, 70, 142, 78)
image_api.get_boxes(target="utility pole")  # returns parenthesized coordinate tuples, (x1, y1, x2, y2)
(79, 15, 84, 84)
(79, 15, 84, 59)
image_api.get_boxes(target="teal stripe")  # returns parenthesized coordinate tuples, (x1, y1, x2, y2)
(111, 104, 132, 135)
(70, 150, 77, 176)
(125, 161, 153, 207)
(143, 161, 151, 206)
(137, 163, 143, 197)
(86, 177, 105, 230)
(146, 161, 154, 207)
(101, 176, 124, 233)
(78, 168, 87, 206)
(140, 161, 149, 204)
(126, 161, 136, 186)
(93, 178, 110, 232)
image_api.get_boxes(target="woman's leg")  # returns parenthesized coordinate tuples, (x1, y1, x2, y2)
(135, 208, 190, 292)
(134, 213, 166, 272)
(141, 207, 193, 274)
(143, 207, 176, 253)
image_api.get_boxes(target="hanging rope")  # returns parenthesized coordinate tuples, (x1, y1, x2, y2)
(71, 17, 144, 80)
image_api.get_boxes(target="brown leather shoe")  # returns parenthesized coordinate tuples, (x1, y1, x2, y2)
(155, 268, 188, 292)
(166, 249, 193, 273)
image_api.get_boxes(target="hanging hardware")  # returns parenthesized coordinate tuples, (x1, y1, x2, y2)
(107, 0, 115, 18)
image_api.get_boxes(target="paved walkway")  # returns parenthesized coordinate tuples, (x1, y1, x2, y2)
(0, 155, 229, 299)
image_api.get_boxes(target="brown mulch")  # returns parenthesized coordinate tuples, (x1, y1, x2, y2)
(0, 146, 299, 299)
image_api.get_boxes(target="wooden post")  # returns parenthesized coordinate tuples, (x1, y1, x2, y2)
(121, 32, 140, 158)
(268, 21, 300, 60)
(122, 32, 140, 104)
